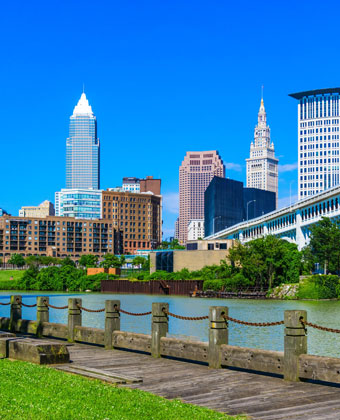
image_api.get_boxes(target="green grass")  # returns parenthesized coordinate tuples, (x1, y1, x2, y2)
(0, 270, 23, 282)
(0, 359, 247, 420)
(0, 270, 23, 290)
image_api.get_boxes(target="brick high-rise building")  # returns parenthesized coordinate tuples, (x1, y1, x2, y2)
(178, 151, 225, 244)
(0, 215, 122, 262)
(102, 190, 162, 254)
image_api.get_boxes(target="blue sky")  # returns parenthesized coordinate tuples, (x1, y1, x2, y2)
(1, 0, 340, 238)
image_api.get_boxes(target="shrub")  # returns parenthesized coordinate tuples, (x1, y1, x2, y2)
(203, 279, 224, 291)
(224, 273, 252, 291)
(298, 275, 340, 299)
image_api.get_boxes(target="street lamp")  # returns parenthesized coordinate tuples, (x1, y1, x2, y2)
(246, 200, 256, 222)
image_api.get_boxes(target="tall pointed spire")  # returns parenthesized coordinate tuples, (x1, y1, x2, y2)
(73, 92, 93, 116)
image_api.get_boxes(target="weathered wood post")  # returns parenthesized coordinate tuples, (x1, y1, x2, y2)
(68, 298, 82, 342)
(105, 300, 120, 349)
(284, 310, 307, 381)
(10, 295, 22, 332)
(36, 297, 49, 337)
(208, 306, 228, 368)
(151, 302, 169, 358)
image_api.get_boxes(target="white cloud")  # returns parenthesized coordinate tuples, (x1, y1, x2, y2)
(278, 194, 298, 209)
(278, 163, 298, 173)
(225, 162, 242, 172)
(162, 192, 179, 214)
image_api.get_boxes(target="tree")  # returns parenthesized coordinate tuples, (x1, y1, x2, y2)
(158, 239, 185, 250)
(60, 256, 76, 267)
(307, 217, 340, 274)
(100, 254, 122, 269)
(133, 256, 150, 270)
(79, 254, 99, 268)
(8, 254, 26, 267)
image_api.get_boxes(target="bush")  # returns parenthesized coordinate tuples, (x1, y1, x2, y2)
(224, 273, 252, 291)
(203, 279, 224, 291)
(0, 279, 21, 290)
(298, 275, 340, 299)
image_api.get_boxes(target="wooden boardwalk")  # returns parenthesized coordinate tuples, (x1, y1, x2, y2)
(56, 342, 340, 420)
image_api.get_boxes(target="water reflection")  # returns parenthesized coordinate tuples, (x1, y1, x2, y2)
(1, 291, 340, 358)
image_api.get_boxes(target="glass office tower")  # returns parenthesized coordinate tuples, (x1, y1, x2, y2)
(66, 93, 100, 189)
(289, 88, 340, 199)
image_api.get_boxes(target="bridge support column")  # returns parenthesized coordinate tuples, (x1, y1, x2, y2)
(36, 297, 49, 337)
(208, 306, 228, 368)
(151, 302, 169, 358)
(105, 300, 120, 349)
(284, 310, 307, 381)
(68, 298, 82, 343)
(10, 295, 22, 332)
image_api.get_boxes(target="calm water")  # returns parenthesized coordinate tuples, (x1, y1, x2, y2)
(1, 291, 340, 358)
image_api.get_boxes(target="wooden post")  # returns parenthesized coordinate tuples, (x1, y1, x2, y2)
(208, 306, 228, 368)
(284, 310, 307, 381)
(105, 300, 120, 349)
(36, 297, 49, 337)
(68, 298, 82, 342)
(10, 295, 22, 332)
(151, 302, 169, 358)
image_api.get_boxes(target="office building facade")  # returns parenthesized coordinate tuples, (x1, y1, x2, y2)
(0, 215, 122, 262)
(204, 177, 276, 237)
(55, 189, 102, 219)
(187, 219, 204, 241)
(19, 200, 55, 218)
(66, 92, 100, 189)
(179, 151, 225, 244)
(246, 98, 278, 207)
(122, 177, 140, 193)
(289, 88, 340, 199)
(102, 190, 162, 254)
(122, 176, 161, 195)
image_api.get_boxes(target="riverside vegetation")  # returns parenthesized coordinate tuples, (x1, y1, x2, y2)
(1, 218, 340, 299)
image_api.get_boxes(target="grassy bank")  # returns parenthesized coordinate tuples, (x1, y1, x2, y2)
(0, 359, 245, 420)
(0, 270, 23, 290)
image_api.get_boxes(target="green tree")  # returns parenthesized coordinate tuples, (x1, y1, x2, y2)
(307, 217, 340, 274)
(79, 254, 99, 268)
(8, 254, 26, 267)
(100, 254, 122, 269)
(60, 256, 76, 267)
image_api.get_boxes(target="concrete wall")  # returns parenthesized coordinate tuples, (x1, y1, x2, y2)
(149, 249, 229, 273)
(173, 250, 229, 272)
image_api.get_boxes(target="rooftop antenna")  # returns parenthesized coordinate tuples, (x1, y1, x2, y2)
(83, 83, 85, 94)
(261, 85, 264, 100)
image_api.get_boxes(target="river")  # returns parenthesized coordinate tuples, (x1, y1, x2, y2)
(1, 291, 340, 358)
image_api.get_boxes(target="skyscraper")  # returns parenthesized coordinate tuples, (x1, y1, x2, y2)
(178, 151, 225, 244)
(246, 97, 278, 207)
(289, 88, 340, 199)
(66, 92, 100, 189)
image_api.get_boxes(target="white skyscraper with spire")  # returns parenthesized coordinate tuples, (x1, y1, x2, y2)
(246, 96, 279, 207)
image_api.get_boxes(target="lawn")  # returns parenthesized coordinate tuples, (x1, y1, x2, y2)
(0, 359, 247, 420)
(0, 270, 23, 291)
(0, 270, 23, 282)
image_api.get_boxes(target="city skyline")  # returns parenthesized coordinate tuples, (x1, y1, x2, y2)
(1, 0, 340, 238)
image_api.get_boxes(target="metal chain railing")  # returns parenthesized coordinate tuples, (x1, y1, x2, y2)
(44, 301, 68, 310)
(162, 308, 209, 321)
(76, 303, 105, 313)
(223, 314, 284, 327)
(118, 308, 152, 316)
(16, 298, 37, 308)
(300, 317, 340, 334)
(0, 301, 11, 306)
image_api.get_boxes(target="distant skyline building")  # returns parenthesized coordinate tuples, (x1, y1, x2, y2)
(178, 151, 225, 244)
(204, 177, 276, 237)
(246, 97, 278, 207)
(187, 219, 204, 241)
(289, 88, 340, 199)
(122, 177, 140, 193)
(55, 188, 102, 219)
(122, 176, 161, 195)
(19, 200, 54, 218)
(66, 92, 100, 189)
